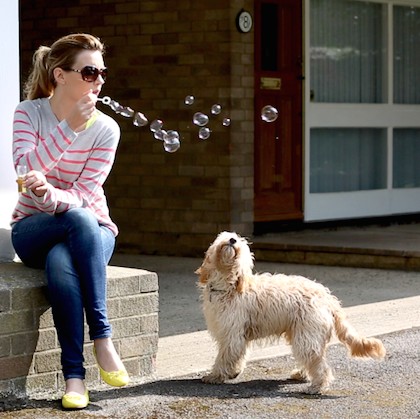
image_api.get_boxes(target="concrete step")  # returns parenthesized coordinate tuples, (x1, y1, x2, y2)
(251, 224, 420, 270)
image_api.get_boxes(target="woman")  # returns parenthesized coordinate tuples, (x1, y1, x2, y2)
(11, 33, 128, 409)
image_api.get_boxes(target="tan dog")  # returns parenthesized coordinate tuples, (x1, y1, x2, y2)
(196, 231, 386, 394)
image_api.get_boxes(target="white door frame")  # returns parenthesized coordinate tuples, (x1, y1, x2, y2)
(0, 0, 20, 260)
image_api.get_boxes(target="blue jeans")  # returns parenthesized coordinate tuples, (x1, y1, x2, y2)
(11, 208, 116, 380)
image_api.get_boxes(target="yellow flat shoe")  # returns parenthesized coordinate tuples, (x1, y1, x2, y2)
(93, 347, 130, 387)
(62, 388, 89, 409)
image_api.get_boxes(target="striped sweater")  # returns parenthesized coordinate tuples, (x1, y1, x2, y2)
(11, 98, 120, 236)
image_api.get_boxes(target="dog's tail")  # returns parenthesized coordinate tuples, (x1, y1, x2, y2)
(334, 308, 386, 359)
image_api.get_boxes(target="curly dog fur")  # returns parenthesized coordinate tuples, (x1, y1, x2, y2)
(196, 231, 386, 394)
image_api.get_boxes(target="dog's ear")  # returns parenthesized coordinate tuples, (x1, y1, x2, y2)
(236, 270, 251, 293)
(195, 257, 209, 284)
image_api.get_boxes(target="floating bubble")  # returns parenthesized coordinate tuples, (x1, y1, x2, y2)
(198, 127, 211, 140)
(165, 130, 180, 144)
(120, 107, 134, 118)
(164, 138, 181, 153)
(193, 112, 209, 127)
(133, 112, 148, 127)
(261, 105, 279, 122)
(211, 104, 222, 115)
(222, 118, 231, 127)
(150, 119, 164, 132)
(185, 95, 195, 105)
(154, 130, 167, 141)
(110, 100, 123, 114)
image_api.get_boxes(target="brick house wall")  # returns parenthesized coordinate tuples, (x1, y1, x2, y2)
(19, 0, 255, 257)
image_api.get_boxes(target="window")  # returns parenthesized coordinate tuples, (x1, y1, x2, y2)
(310, 0, 385, 103)
(393, 129, 420, 188)
(394, 6, 420, 104)
(310, 128, 387, 193)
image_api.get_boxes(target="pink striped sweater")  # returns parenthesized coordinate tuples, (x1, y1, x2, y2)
(11, 98, 120, 236)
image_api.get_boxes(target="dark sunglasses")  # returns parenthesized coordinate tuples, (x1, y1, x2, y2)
(64, 65, 108, 82)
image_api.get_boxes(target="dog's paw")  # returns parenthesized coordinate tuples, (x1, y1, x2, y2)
(201, 374, 226, 384)
(290, 369, 308, 382)
(305, 384, 325, 395)
(227, 371, 241, 380)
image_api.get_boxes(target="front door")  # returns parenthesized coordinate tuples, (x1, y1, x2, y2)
(254, 0, 303, 222)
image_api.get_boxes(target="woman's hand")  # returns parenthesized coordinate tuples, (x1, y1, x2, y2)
(66, 90, 97, 132)
(25, 170, 48, 197)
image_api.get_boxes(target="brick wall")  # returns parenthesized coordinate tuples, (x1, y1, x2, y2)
(19, 0, 255, 257)
(0, 263, 159, 399)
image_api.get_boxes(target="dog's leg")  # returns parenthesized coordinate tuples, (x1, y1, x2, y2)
(303, 353, 333, 394)
(291, 331, 333, 394)
(202, 338, 249, 384)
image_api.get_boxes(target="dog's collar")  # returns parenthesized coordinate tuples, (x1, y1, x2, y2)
(207, 284, 226, 302)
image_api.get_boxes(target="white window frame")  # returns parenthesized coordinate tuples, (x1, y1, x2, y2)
(304, 0, 420, 221)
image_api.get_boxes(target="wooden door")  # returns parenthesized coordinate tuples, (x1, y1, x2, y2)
(254, 0, 303, 222)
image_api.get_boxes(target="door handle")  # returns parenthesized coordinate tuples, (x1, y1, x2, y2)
(297, 75, 305, 80)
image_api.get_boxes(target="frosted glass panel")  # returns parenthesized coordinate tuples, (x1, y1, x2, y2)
(310, 129, 387, 193)
(394, 6, 420, 104)
(393, 129, 420, 188)
(310, 0, 384, 103)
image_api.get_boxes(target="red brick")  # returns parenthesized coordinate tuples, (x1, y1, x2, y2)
(68, 6, 91, 17)
(140, 23, 165, 35)
(0, 355, 33, 380)
(57, 17, 79, 28)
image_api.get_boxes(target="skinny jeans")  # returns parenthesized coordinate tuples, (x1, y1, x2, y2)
(11, 208, 115, 380)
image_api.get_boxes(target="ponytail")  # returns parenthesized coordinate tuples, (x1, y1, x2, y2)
(24, 46, 54, 100)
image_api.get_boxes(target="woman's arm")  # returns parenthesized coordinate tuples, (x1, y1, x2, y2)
(31, 127, 119, 214)
(13, 101, 78, 174)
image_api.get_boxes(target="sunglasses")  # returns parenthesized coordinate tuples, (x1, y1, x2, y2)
(64, 66, 108, 82)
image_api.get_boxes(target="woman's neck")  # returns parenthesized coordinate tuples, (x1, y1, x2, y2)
(49, 91, 75, 122)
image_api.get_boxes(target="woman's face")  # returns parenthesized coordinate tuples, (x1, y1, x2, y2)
(61, 49, 106, 102)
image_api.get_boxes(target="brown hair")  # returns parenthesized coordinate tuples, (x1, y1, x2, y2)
(24, 33, 105, 100)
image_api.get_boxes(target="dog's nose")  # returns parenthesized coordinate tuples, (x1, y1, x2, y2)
(229, 238, 237, 245)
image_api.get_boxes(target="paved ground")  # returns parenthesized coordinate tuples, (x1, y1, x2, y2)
(1, 252, 420, 418)
(1, 327, 419, 418)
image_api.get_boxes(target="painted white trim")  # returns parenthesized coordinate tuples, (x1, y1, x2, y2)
(0, 0, 20, 261)
(305, 190, 391, 221)
(305, 188, 420, 222)
(391, 188, 420, 213)
(308, 104, 420, 127)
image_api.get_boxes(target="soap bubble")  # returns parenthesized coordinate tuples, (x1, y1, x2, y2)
(261, 105, 278, 122)
(193, 112, 209, 127)
(222, 118, 231, 127)
(154, 130, 167, 141)
(164, 138, 180, 153)
(120, 107, 134, 118)
(198, 127, 211, 140)
(133, 112, 148, 127)
(211, 104, 222, 115)
(110, 100, 123, 114)
(150, 119, 164, 132)
(185, 95, 195, 105)
(165, 130, 180, 144)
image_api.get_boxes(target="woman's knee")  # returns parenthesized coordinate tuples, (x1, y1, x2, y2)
(60, 208, 99, 232)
